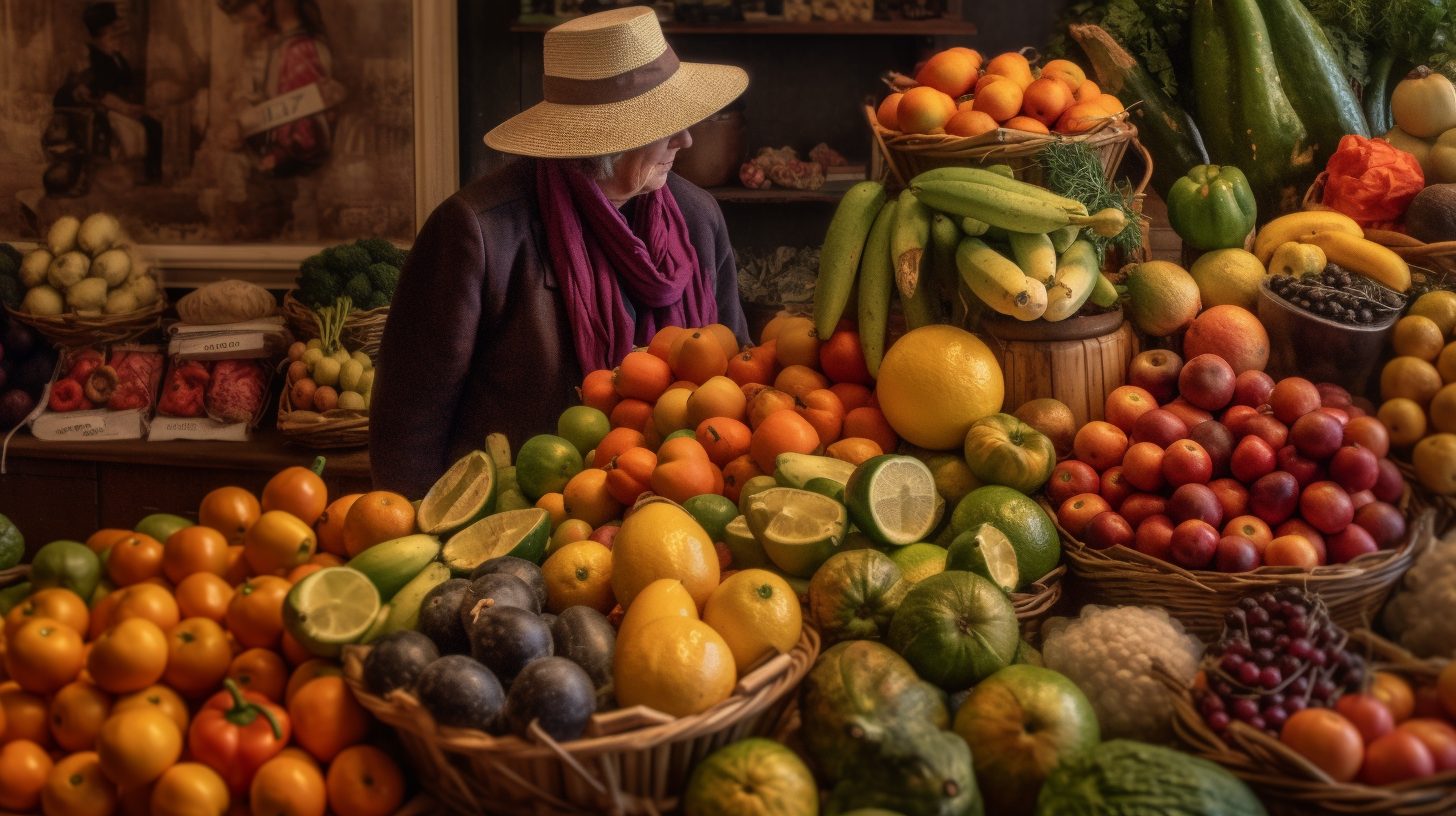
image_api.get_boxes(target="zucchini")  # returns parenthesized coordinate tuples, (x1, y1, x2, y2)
(1190, 0, 1237, 171)
(1364, 51, 1397, 135)
(1256, 0, 1369, 171)
(1071, 24, 1209, 202)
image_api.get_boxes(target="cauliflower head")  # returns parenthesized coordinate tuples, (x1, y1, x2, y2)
(1383, 531, 1456, 658)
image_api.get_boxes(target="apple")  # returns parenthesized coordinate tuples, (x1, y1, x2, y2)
(1127, 349, 1183, 405)
(1270, 377, 1322, 424)
(1317, 382, 1353, 409)
(1119, 493, 1168, 528)
(1349, 489, 1376, 511)
(1300, 481, 1355, 535)
(1355, 501, 1407, 548)
(588, 524, 619, 549)
(1170, 519, 1220, 569)
(1122, 441, 1166, 492)
(1189, 420, 1235, 479)
(1318, 406, 1350, 426)
(1329, 446, 1379, 493)
(1058, 493, 1112, 538)
(1163, 439, 1213, 487)
(1131, 409, 1189, 448)
(1327, 524, 1378, 563)
(1250, 471, 1300, 525)
(1232, 370, 1276, 408)
(1047, 460, 1100, 507)
(1100, 466, 1134, 510)
(1179, 354, 1237, 411)
(1361, 730, 1436, 786)
(1135, 515, 1176, 561)
(1209, 478, 1250, 520)
(1221, 404, 1260, 436)
(1291, 411, 1345, 460)
(1242, 414, 1290, 450)
(1276, 518, 1327, 564)
(1169, 483, 1223, 527)
(1231, 436, 1278, 483)
(1372, 458, 1405, 504)
(1163, 397, 1215, 429)
(1083, 511, 1135, 550)
(1277, 445, 1326, 488)
(1398, 720, 1456, 772)
(1104, 385, 1158, 433)
(1215, 535, 1260, 572)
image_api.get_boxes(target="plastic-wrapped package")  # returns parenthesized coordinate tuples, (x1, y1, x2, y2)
(206, 359, 269, 424)
(158, 360, 212, 418)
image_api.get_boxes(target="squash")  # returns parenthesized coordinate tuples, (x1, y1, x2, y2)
(1391, 66, 1456, 138)
(1384, 126, 1436, 175)
(176, 279, 277, 325)
(1038, 740, 1267, 816)
(1428, 129, 1456, 185)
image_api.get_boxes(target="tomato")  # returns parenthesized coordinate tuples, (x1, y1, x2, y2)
(283, 659, 342, 707)
(50, 680, 113, 752)
(227, 647, 288, 704)
(261, 463, 329, 527)
(150, 761, 230, 816)
(224, 545, 252, 585)
(249, 753, 327, 816)
(163, 618, 233, 698)
(108, 582, 181, 631)
(280, 630, 313, 667)
(1281, 708, 1364, 782)
(107, 533, 166, 586)
(243, 512, 317, 577)
(5, 617, 84, 694)
(114, 684, 190, 734)
(1399, 718, 1456, 772)
(176, 573, 235, 623)
(325, 745, 405, 816)
(88, 617, 169, 695)
(225, 575, 290, 650)
(287, 675, 369, 762)
(284, 563, 323, 584)
(97, 707, 183, 787)
(89, 589, 122, 640)
(162, 526, 231, 584)
(199, 486, 262, 546)
(5, 587, 90, 639)
(1334, 692, 1396, 743)
(315, 494, 361, 558)
(0, 739, 53, 811)
(1362, 729, 1436, 785)
(41, 751, 119, 816)
(0, 683, 54, 747)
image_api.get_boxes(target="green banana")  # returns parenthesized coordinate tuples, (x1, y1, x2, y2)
(1043, 240, 1100, 322)
(814, 181, 886, 337)
(960, 217, 991, 237)
(1090, 272, 1120, 308)
(930, 213, 963, 301)
(859, 200, 898, 378)
(1008, 232, 1058, 285)
(910, 166, 1089, 215)
(891, 191, 933, 300)
(1050, 225, 1080, 254)
(912, 180, 1073, 234)
(955, 237, 1047, 321)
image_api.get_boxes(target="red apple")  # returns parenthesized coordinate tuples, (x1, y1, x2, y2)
(1134, 515, 1176, 561)
(1215, 535, 1260, 572)
(1127, 349, 1183, 405)
(589, 524, 619, 549)
(1346, 405, 1368, 418)
(1317, 382, 1353, 409)
(1231, 436, 1278, 484)
(1250, 471, 1300, 525)
(1318, 406, 1351, 426)
(1169, 483, 1223, 527)
(1398, 720, 1456, 772)
(1122, 441, 1166, 492)
(1344, 416, 1391, 458)
(1361, 731, 1436, 786)
(1276, 518, 1327, 564)
(1209, 478, 1250, 520)
(1119, 493, 1168, 528)
(1355, 501, 1407, 548)
(1232, 370, 1276, 408)
(1221, 404, 1260, 436)
(1099, 466, 1134, 510)
(1270, 377, 1321, 424)
(1327, 524, 1378, 564)
(1189, 420, 1235, 479)
(1329, 445, 1379, 493)
(1291, 411, 1345, 460)
(1083, 511, 1135, 550)
(1300, 481, 1355, 535)
(1179, 354, 1237, 411)
(1047, 460, 1100, 507)
(1170, 519, 1220, 569)
(1131, 409, 1189, 448)
(1058, 493, 1112, 539)
(1336, 693, 1396, 743)
(1349, 489, 1376, 511)
(1277, 445, 1327, 489)
(1164, 397, 1215, 429)
(1163, 439, 1213, 487)
(1372, 458, 1405, 504)
(1242, 413, 1290, 450)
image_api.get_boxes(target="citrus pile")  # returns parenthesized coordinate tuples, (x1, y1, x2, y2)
(1380, 290, 1456, 495)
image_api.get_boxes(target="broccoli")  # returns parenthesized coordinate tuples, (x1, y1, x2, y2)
(322, 244, 373, 282)
(356, 237, 407, 268)
(344, 273, 373, 304)
(0, 275, 19, 309)
(0, 252, 16, 283)
(366, 290, 392, 311)
(296, 259, 342, 310)
(366, 262, 399, 295)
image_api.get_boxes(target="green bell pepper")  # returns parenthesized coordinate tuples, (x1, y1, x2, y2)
(1166, 165, 1258, 251)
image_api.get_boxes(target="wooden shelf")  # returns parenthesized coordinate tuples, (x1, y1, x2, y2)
(706, 186, 847, 203)
(510, 16, 976, 35)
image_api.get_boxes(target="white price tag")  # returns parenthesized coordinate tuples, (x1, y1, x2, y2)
(48, 418, 106, 438)
(177, 333, 268, 359)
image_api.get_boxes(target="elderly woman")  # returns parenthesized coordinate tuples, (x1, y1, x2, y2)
(371, 8, 750, 497)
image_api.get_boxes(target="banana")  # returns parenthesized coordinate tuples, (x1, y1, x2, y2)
(1008, 232, 1058, 285)
(1050, 225, 1081, 254)
(1043, 240, 1100, 322)
(930, 213, 963, 301)
(1297, 231, 1411, 292)
(900, 272, 942, 330)
(813, 181, 887, 337)
(956, 237, 1048, 321)
(1253, 210, 1364, 266)
(891, 191, 933, 300)
(1073, 208, 1128, 238)
(910, 166, 1089, 215)
(913, 180, 1074, 234)
(1090, 271, 1120, 308)
(960, 216, 991, 237)
(859, 200, 898, 377)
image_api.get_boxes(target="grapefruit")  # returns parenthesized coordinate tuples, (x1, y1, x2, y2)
(875, 325, 1004, 450)
(1183, 305, 1270, 374)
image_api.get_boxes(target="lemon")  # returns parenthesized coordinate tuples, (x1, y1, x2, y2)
(440, 508, 551, 575)
(614, 616, 737, 717)
(722, 515, 771, 570)
(1411, 291, 1456, 337)
(1414, 433, 1456, 495)
(1394, 316, 1448, 362)
(702, 569, 802, 674)
(541, 540, 614, 614)
(1432, 384, 1456, 434)
(1266, 241, 1325, 279)
(1379, 398, 1428, 447)
(845, 455, 938, 546)
(875, 325, 1005, 450)
(1190, 248, 1266, 312)
(1382, 356, 1445, 407)
(887, 542, 948, 583)
(611, 503, 720, 611)
(744, 488, 848, 578)
(417, 451, 496, 536)
(618, 578, 698, 642)
(281, 567, 381, 658)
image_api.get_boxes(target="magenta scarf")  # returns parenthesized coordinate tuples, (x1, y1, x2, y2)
(537, 159, 717, 373)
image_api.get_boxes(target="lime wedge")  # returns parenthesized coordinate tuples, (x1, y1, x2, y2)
(723, 515, 771, 570)
(745, 487, 848, 578)
(418, 451, 497, 535)
(359, 603, 392, 644)
(442, 508, 551, 574)
(282, 567, 382, 658)
(887, 542, 948, 584)
(845, 455, 938, 546)
(947, 523, 1019, 593)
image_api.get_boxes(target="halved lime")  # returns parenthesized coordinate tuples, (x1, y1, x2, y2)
(418, 451, 497, 536)
(774, 453, 855, 489)
(845, 455, 938, 546)
(723, 515, 771, 570)
(744, 487, 848, 579)
(737, 475, 780, 517)
(887, 542, 948, 584)
(946, 523, 1019, 593)
(442, 508, 551, 574)
(282, 567, 382, 658)
(804, 477, 846, 504)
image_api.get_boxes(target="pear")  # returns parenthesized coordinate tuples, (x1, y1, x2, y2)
(90, 249, 131, 287)
(22, 285, 64, 316)
(351, 351, 373, 371)
(47, 252, 90, 290)
(124, 275, 159, 305)
(104, 288, 140, 315)
(77, 212, 121, 255)
(19, 249, 52, 288)
(46, 215, 80, 255)
(66, 277, 108, 312)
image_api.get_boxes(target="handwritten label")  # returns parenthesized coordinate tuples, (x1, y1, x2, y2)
(177, 333, 267, 359)
(50, 419, 104, 437)
(239, 83, 328, 137)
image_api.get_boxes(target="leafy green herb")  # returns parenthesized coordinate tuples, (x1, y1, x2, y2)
(1038, 142, 1144, 264)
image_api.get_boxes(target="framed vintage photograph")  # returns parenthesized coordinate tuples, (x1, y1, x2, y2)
(0, 0, 458, 286)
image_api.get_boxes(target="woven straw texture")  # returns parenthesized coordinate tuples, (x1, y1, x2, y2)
(281, 291, 388, 359)
(6, 299, 166, 349)
(545, 7, 668, 78)
(0, 565, 29, 589)
(276, 371, 369, 449)
(1013, 564, 1064, 642)
(1396, 459, 1456, 538)
(342, 626, 820, 816)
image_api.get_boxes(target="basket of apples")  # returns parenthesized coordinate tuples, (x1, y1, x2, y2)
(277, 296, 373, 448)
(1045, 342, 1436, 643)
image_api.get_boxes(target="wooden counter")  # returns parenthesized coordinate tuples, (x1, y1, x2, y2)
(1, 428, 372, 556)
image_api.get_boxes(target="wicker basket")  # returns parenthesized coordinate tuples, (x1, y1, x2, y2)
(1013, 564, 1065, 641)
(1396, 459, 1456, 538)
(341, 626, 820, 816)
(1161, 630, 1456, 815)
(282, 291, 389, 358)
(867, 105, 1138, 191)
(1049, 495, 1433, 643)
(276, 362, 369, 449)
(0, 565, 29, 589)
(5, 299, 167, 349)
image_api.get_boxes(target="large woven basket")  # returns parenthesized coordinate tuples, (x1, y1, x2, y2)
(276, 365, 369, 449)
(1049, 495, 1433, 643)
(342, 626, 819, 816)
(282, 291, 389, 358)
(6, 298, 166, 349)
(1395, 459, 1456, 538)
(1161, 630, 1456, 815)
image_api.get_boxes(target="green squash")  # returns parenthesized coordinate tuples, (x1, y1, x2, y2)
(826, 726, 983, 816)
(1036, 740, 1266, 816)
(808, 549, 908, 645)
(887, 571, 1019, 691)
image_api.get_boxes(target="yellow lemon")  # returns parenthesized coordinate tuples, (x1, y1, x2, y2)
(541, 540, 614, 614)
(1393, 315, 1448, 362)
(614, 616, 736, 717)
(1414, 433, 1456, 495)
(1382, 356, 1445, 408)
(875, 325, 1005, 450)
(1439, 342, 1456, 385)
(701, 569, 802, 675)
(1378, 398, 1428, 447)
(1191, 248, 1268, 311)
(617, 578, 697, 644)
(611, 503, 719, 611)
(1410, 291, 1456, 337)
(1432, 384, 1456, 434)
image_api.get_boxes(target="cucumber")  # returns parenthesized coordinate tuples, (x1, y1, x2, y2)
(1256, 0, 1369, 172)
(345, 533, 442, 602)
(380, 561, 451, 635)
(1364, 51, 1397, 135)
(858, 200, 898, 378)
(774, 453, 857, 489)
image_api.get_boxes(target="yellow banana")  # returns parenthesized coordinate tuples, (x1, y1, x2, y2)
(1008, 232, 1058, 285)
(1043, 240, 1100, 322)
(956, 237, 1048, 321)
(913, 180, 1073, 234)
(813, 181, 887, 337)
(910, 166, 1089, 216)
(1297, 231, 1411, 292)
(1253, 210, 1363, 266)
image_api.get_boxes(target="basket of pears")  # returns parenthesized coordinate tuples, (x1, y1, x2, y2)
(278, 296, 373, 448)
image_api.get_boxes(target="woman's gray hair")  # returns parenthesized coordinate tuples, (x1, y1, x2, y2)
(571, 152, 624, 180)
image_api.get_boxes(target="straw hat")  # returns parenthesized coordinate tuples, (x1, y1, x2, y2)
(484, 7, 748, 158)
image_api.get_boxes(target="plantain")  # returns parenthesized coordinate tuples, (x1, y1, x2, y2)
(1043, 240, 1101, 322)
(930, 213, 963, 302)
(813, 181, 887, 337)
(1008, 232, 1058, 286)
(910, 166, 1089, 215)
(912, 180, 1125, 237)
(1090, 271, 1120, 308)
(891, 191, 933, 300)
(858, 200, 898, 377)
(955, 237, 1048, 321)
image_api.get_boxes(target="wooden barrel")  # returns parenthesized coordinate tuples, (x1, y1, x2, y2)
(979, 309, 1139, 428)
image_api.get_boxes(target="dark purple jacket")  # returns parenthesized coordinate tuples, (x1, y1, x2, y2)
(370, 158, 749, 498)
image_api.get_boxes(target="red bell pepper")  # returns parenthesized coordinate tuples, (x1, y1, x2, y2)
(188, 678, 292, 795)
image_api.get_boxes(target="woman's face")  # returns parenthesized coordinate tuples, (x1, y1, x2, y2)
(597, 129, 693, 204)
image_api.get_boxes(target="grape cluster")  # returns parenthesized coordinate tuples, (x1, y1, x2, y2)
(1195, 588, 1366, 740)
(1268, 264, 1405, 325)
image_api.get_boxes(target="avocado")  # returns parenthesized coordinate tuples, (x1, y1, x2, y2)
(469, 605, 553, 682)
(418, 578, 473, 655)
(363, 631, 439, 696)
(549, 606, 616, 690)
(457, 573, 540, 634)
(470, 556, 548, 611)
(1406, 184, 1456, 244)
(414, 655, 505, 733)
(503, 656, 596, 741)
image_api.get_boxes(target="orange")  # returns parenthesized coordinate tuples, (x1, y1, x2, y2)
(750, 409, 821, 472)
(245, 510, 317, 575)
(593, 426, 647, 469)
(1021, 77, 1073, 126)
(1373, 671, 1416, 722)
(1040, 59, 1086, 91)
(227, 647, 289, 704)
(88, 617, 169, 695)
(1379, 397, 1428, 446)
(111, 685, 189, 734)
(1002, 115, 1050, 134)
(614, 350, 673, 402)
(281, 630, 313, 667)
(670, 329, 731, 384)
(562, 468, 625, 528)
(261, 463, 328, 527)
(1056, 101, 1106, 133)
(325, 745, 405, 816)
(6, 587, 89, 639)
(161, 525, 230, 583)
(876, 92, 903, 130)
(315, 493, 362, 557)
(89, 591, 122, 640)
(610, 397, 654, 432)
(284, 659, 342, 707)
(985, 52, 1034, 89)
(774, 365, 830, 398)
(972, 80, 1023, 122)
(974, 73, 1007, 95)
(1, 684, 53, 747)
(163, 618, 232, 698)
(761, 315, 794, 345)
(651, 455, 719, 505)
(703, 323, 741, 359)
(1074, 78, 1103, 102)
(286, 562, 324, 584)
(945, 109, 1000, 138)
(1438, 341, 1456, 384)
(658, 436, 710, 464)
(96, 707, 183, 788)
(308, 552, 344, 568)
(1281, 708, 1364, 782)
(198, 486, 261, 546)
(41, 751, 118, 816)
(175, 572, 234, 623)
(109, 583, 181, 631)
(226, 575, 290, 650)
(721, 454, 765, 504)
(726, 343, 778, 388)
(916, 48, 981, 97)
(342, 491, 415, 557)
(897, 85, 957, 134)
(50, 681, 113, 752)
(842, 407, 899, 457)
(224, 544, 251, 585)
(85, 528, 130, 554)
(648, 325, 686, 362)
(107, 532, 166, 586)
(829, 382, 873, 412)
(250, 753, 327, 816)
(0, 739, 53, 811)
(579, 368, 621, 416)
(1431, 383, 1456, 433)
(1073, 421, 1129, 473)
(773, 318, 821, 370)
(825, 437, 884, 466)
(1096, 93, 1126, 115)
(697, 417, 752, 467)
(797, 389, 846, 446)
(542, 540, 616, 614)
(605, 446, 656, 505)
(288, 675, 370, 762)
(5, 617, 84, 694)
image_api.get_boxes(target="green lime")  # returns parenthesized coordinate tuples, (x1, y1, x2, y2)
(30, 540, 101, 601)
(557, 406, 611, 457)
(515, 435, 584, 500)
(497, 466, 519, 494)
(887, 542, 947, 584)
(442, 508, 551, 574)
(744, 487, 847, 578)
(134, 513, 193, 543)
(663, 428, 697, 443)
(683, 494, 739, 544)
(845, 455, 938, 546)
(948, 486, 1060, 590)
(0, 581, 31, 616)
(0, 513, 23, 570)
(774, 453, 855, 489)
(737, 475, 780, 517)
(946, 524, 1019, 593)
(282, 567, 382, 658)
(723, 515, 771, 570)
(804, 477, 846, 504)
(496, 488, 531, 512)
(417, 450, 497, 536)
(684, 738, 819, 816)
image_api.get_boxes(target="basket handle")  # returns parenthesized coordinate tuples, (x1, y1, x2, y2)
(1131, 136, 1153, 197)
(865, 104, 909, 189)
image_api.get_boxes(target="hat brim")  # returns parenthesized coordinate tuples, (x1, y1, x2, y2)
(484, 62, 748, 158)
